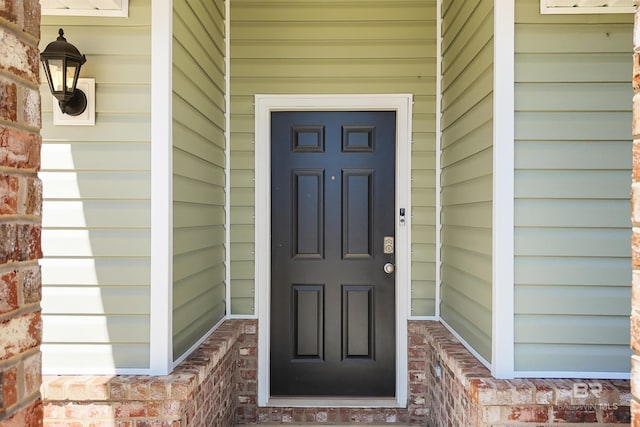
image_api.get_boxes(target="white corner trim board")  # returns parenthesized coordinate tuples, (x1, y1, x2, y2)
(149, 0, 173, 376)
(492, 0, 516, 380)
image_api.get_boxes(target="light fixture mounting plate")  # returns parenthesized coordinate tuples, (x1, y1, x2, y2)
(52, 78, 95, 126)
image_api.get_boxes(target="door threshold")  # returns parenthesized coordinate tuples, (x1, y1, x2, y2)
(266, 397, 403, 408)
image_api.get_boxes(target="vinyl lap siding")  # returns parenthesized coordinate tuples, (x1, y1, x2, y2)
(172, 0, 227, 359)
(39, 0, 152, 372)
(230, 0, 437, 315)
(514, 0, 632, 374)
(439, 0, 494, 363)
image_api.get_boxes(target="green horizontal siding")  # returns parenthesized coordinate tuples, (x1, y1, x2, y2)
(439, 0, 494, 363)
(41, 344, 150, 371)
(39, 0, 152, 373)
(515, 344, 630, 373)
(172, 0, 227, 360)
(230, 0, 438, 316)
(514, 0, 632, 374)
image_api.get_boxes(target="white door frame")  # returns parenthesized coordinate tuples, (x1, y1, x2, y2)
(254, 94, 412, 407)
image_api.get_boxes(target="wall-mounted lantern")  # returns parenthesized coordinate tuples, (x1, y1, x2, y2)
(40, 28, 87, 116)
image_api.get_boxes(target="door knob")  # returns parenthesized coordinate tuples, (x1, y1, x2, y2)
(383, 263, 395, 274)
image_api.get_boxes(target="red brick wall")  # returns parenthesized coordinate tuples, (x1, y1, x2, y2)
(421, 321, 630, 427)
(0, 1, 43, 426)
(43, 318, 629, 426)
(236, 322, 427, 425)
(42, 320, 425, 426)
(43, 320, 246, 426)
(632, 8, 640, 427)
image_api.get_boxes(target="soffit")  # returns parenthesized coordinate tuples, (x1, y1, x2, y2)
(41, 0, 128, 17)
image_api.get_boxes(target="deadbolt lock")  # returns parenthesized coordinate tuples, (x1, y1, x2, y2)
(383, 236, 394, 254)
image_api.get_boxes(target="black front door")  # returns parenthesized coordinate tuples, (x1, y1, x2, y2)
(270, 111, 396, 397)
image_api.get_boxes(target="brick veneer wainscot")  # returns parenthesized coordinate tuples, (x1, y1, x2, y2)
(43, 320, 428, 426)
(0, 0, 44, 426)
(43, 318, 632, 426)
(43, 320, 251, 426)
(421, 321, 631, 426)
(237, 321, 429, 425)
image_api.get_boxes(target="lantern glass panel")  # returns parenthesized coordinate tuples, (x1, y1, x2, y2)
(48, 59, 64, 92)
(65, 62, 79, 94)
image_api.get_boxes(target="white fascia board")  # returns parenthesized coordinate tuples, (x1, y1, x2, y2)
(515, 371, 631, 380)
(440, 320, 492, 371)
(407, 316, 439, 321)
(227, 314, 258, 319)
(149, 0, 173, 375)
(42, 0, 129, 16)
(492, 0, 516, 379)
(172, 318, 226, 368)
(42, 367, 153, 375)
(541, 0, 634, 13)
(541, 6, 635, 13)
